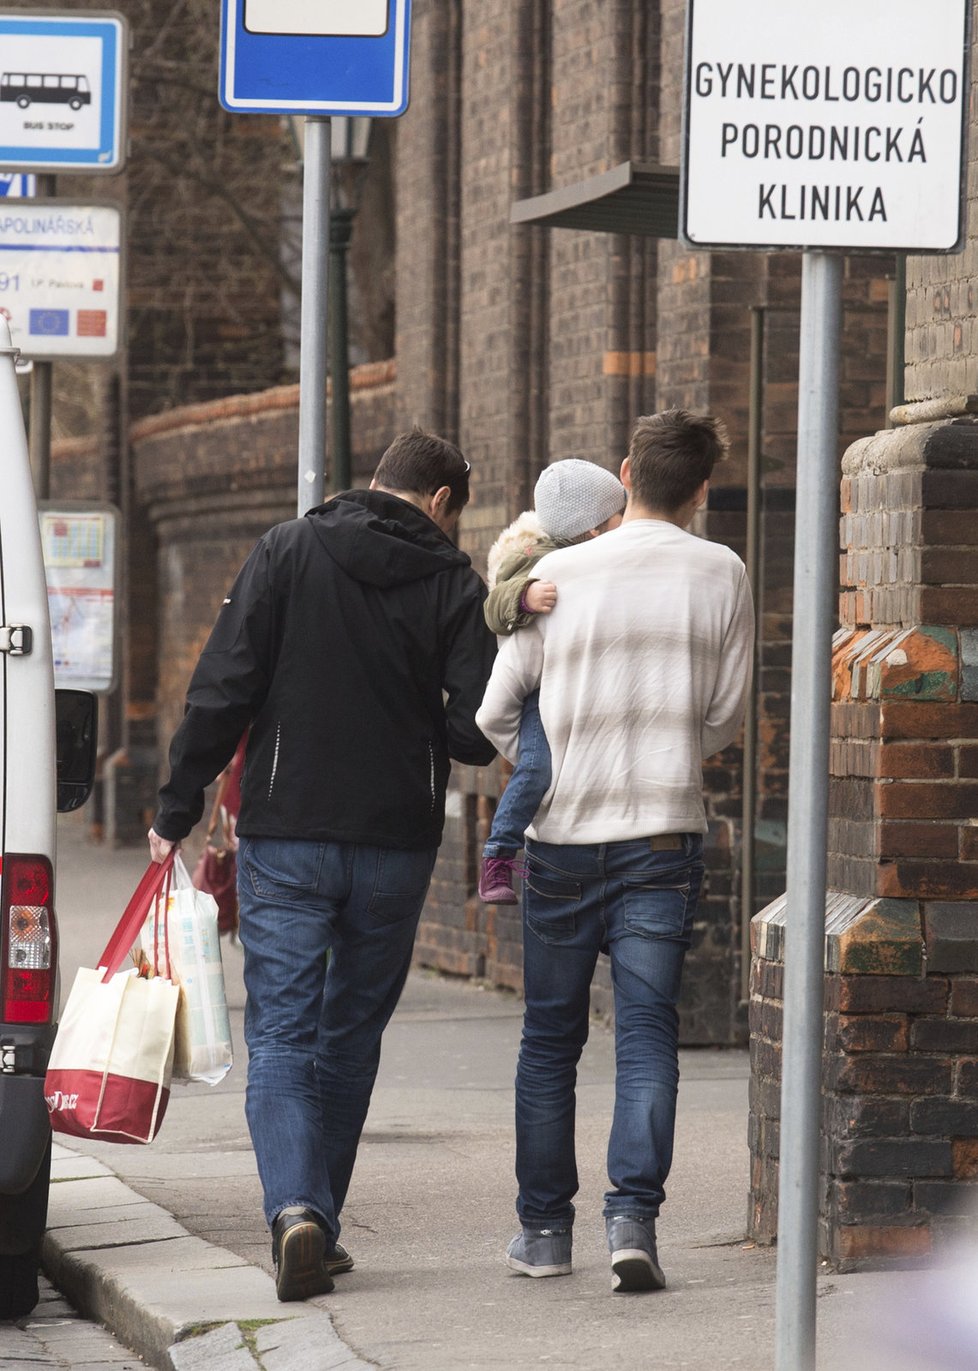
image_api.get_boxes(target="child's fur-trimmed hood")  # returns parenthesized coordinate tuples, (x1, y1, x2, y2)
(486, 510, 545, 589)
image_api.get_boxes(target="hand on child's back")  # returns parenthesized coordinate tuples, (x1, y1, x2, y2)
(525, 580, 558, 614)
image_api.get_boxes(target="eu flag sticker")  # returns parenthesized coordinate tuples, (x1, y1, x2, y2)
(30, 309, 70, 337)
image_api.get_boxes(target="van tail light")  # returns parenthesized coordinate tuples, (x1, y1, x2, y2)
(0, 854, 56, 1024)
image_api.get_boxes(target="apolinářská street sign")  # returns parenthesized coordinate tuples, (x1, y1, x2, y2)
(219, 0, 412, 116)
(0, 11, 127, 173)
(681, 0, 969, 253)
(0, 202, 122, 359)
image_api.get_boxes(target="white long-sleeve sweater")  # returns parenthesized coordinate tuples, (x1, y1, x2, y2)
(475, 518, 755, 844)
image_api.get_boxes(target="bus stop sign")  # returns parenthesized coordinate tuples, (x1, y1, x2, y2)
(0, 11, 127, 173)
(219, 0, 412, 116)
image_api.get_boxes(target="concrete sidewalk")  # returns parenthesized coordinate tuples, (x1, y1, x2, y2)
(43, 820, 947, 1371)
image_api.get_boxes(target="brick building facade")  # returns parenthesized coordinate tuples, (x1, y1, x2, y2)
(40, 0, 886, 1044)
(23, 0, 978, 1262)
(392, 0, 891, 1043)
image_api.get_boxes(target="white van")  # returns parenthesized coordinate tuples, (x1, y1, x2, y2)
(0, 317, 97, 1317)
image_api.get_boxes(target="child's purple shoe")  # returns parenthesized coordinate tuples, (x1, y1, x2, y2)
(478, 856, 521, 904)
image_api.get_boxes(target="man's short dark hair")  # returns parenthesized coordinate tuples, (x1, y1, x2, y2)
(627, 409, 729, 513)
(373, 427, 471, 515)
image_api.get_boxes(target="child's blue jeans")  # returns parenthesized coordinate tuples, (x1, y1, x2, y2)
(483, 688, 552, 857)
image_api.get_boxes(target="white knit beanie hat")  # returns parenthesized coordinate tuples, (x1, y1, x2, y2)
(533, 459, 626, 542)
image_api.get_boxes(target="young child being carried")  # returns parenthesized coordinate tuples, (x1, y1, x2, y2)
(478, 458, 626, 903)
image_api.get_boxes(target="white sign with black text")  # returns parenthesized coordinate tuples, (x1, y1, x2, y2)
(0, 202, 121, 359)
(682, 0, 969, 252)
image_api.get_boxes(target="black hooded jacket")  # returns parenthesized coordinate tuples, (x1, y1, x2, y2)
(154, 490, 497, 850)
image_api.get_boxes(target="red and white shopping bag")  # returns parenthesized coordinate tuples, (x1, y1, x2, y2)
(44, 855, 180, 1144)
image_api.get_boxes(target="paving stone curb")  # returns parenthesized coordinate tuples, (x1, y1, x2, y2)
(40, 1144, 374, 1371)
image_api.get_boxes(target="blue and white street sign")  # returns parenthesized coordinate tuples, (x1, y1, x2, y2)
(0, 202, 122, 359)
(0, 174, 35, 198)
(0, 11, 127, 173)
(219, 0, 411, 116)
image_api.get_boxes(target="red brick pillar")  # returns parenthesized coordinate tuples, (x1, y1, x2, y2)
(749, 413, 978, 1269)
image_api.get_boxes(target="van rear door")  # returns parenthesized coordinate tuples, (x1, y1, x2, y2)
(0, 319, 56, 871)
(0, 319, 57, 1045)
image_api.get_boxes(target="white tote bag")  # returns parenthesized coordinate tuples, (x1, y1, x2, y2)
(45, 857, 180, 1144)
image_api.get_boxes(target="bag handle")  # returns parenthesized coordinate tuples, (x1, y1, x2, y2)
(97, 854, 175, 983)
(150, 863, 173, 979)
(205, 768, 233, 843)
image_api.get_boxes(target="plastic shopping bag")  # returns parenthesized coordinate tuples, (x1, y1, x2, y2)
(142, 855, 233, 1086)
(44, 856, 180, 1144)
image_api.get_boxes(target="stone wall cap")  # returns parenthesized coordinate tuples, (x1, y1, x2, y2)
(890, 396, 978, 426)
(842, 415, 978, 478)
(131, 359, 396, 446)
(751, 893, 924, 975)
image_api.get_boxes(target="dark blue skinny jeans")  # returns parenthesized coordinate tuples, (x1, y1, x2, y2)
(515, 833, 704, 1229)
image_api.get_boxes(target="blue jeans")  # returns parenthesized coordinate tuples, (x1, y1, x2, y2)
(236, 836, 436, 1241)
(515, 834, 704, 1228)
(484, 690, 552, 857)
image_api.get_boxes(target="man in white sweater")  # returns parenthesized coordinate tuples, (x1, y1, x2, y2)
(476, 409, 754, 1294)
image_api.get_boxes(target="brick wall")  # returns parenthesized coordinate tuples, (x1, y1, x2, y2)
(749, 416, 978, 1268)
(904, 12, 978, 408)
(394, 0, 462, 441)
(122, 0, 288, 418)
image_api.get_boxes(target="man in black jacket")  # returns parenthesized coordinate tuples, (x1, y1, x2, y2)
(149, 429, 496, 1301)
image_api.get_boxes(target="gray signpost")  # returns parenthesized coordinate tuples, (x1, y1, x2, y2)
(682, 1, 970, 1365)
(219, 0, 412, 515)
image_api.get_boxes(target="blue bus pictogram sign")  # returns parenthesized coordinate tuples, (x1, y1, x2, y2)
(0, 12, 127, 173)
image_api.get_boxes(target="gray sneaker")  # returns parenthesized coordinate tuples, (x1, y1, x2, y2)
(505, 1225, 572, 1277)
(606, 1214, 665, 1293)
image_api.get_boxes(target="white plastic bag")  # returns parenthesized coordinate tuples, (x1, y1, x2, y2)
(141, 855, 233, 1086)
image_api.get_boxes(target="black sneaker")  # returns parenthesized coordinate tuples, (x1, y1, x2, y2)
(606, 1214, 665, 1293)
(326, 1241, 354, 1276)
(272, 1207, 334, 1301)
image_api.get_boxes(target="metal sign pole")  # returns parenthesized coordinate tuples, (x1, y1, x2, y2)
(297, 116, 331, 516)
(774, 250, 842, 1371)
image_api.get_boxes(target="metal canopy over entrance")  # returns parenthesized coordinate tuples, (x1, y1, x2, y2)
(509, 161, 679, 238)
